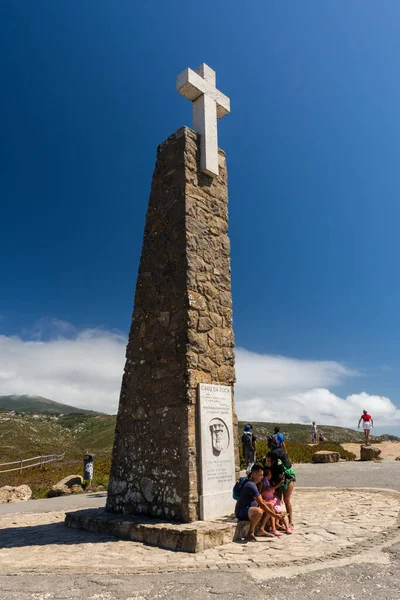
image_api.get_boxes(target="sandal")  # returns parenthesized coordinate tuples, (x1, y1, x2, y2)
(285, 528, 293, 535)
(271, 530, 283, 537)
(245, 534, 258, 542)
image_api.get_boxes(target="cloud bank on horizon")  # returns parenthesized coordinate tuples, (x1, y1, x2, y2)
(1, 321, 400, 427)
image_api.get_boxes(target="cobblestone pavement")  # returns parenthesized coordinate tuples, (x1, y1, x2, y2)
(0, 543, 399, 599)
(1, 488, 399, 576)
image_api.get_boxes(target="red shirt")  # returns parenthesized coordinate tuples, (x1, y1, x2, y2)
(361, 413, 372, 422)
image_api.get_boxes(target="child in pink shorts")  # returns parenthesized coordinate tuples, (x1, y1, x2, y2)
(262, 470, 292, 535)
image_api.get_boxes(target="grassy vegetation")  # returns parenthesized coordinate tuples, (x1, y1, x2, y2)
(0, 414, 363, 498)
(284, 440, 356, 462)
(239, 439, 356, 468)
(0, 453, 112, 498)
(0, 414, 116, 462)
(0, 411, 116, 498)
(3, 437, 356, 498)
(58, 414, 116, 452)
(239, 421, 366, 443)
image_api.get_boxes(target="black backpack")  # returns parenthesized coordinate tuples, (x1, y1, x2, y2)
(272, 446, 292, 469)
(242, 431, 253, 449)
(267, 433, 280, 451)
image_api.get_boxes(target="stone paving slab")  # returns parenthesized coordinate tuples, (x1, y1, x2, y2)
(0, 488, 399, 576)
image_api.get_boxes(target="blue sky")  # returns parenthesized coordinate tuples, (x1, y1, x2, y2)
(1, 1, 400, 431)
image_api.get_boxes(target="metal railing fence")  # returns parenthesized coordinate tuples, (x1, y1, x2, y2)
(0, 451, 65, 474)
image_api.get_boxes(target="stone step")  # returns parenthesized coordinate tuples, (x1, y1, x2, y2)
(65, 508, 248, 553)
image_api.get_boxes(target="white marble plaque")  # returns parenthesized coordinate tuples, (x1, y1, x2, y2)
(198, 383, 236, 520)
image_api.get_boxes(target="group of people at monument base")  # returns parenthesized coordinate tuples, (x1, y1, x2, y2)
(236, 424, 296, 541)
(237, 410, 375, 541)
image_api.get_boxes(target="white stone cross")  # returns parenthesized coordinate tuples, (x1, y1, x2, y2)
(176, 63, 230, 178)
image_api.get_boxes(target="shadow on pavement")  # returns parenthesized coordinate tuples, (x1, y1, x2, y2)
(0, 521, 118, 548)
(86, 493, 107, 498)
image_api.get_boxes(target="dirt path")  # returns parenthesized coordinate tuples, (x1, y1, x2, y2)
(342, 441, 400, 460)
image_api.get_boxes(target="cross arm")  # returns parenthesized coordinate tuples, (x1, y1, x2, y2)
(176, 68, 230, 119)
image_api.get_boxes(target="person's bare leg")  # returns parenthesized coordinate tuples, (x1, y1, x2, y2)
(366, 429, 370, 445)
(284, 483, 294, 527)
(257, 512, 271, 535)
(283, 514, 289, 530)
(272, 490, 285, 528)
(248, 507, 263, 536)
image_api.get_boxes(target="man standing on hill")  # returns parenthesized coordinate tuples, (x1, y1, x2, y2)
(242, 424, 257, 473)
(358, 410, 374, 445)
(311, 421, 318, 444)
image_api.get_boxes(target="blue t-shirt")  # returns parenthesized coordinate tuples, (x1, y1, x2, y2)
(277, 433, 284, 446)
(235, 480, 260, 516)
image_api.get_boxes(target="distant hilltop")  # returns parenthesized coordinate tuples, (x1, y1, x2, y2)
(0, 398, 398, 443)
(0, 394, 100, 416)
(238, 421, 400, 443)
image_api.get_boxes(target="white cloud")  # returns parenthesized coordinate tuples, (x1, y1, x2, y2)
(235, 348, 355, 393)
(0, 322, 399, 426)
(235, 348, 400, 427)
(0, 325, 126, 412)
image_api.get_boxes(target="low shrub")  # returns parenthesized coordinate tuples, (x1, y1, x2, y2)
(283, 440, 356, 463)
(239, 439, 356, 468)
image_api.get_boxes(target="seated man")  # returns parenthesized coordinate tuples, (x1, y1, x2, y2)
(235, 463, 284, 541)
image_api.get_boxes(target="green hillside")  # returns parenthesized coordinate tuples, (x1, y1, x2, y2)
(0, 413, 116, 462)
(0, 394, 100, 416)
(238, 421, 387, 443)
(0, 412, 394, 465)
(0, 413, 397, 500)
(0, 412, 116, 497)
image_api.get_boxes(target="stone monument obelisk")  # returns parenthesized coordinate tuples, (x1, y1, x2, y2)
(106, 64, 238, 523)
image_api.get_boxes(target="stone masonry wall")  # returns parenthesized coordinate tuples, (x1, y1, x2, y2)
(107, 127, 238, 522)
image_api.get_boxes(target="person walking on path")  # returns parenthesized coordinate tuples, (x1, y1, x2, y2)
(242, 424, 257, 473)
(358, 410, 374, 445)
(311, 421, 318, 444)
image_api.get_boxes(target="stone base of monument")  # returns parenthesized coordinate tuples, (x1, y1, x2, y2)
(65, 508, 248, 553)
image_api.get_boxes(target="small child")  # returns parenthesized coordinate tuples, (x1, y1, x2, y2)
(262, 470, 292, 535)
